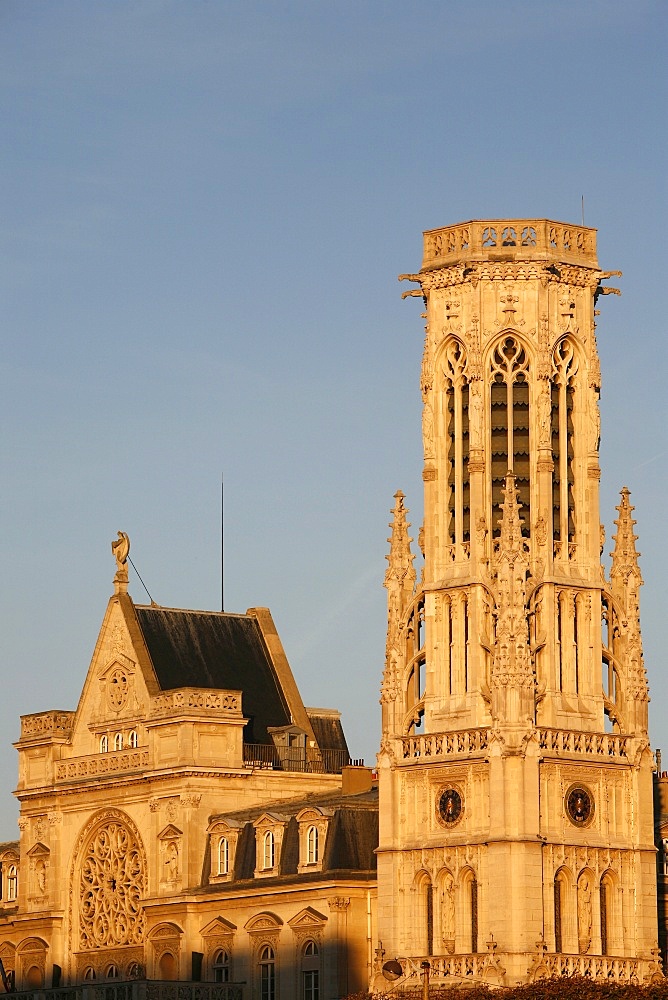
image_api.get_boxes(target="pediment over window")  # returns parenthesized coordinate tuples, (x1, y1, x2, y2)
(207, 818, 243, 836)
(245, 912, 283, 933)
(295, 807, 333, 823)
(252, 812, 288, 830)
(26, 843, 49, 859)
(200, 916, 237, 937)
(287, 907, 327, 930)
(157, 825, 183, 840)
(148, 921, 183, 941)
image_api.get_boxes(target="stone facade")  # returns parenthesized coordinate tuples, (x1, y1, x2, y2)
(0, 219, 662, 997)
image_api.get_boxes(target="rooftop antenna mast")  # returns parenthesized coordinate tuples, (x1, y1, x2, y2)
(220, 472, 225, 611)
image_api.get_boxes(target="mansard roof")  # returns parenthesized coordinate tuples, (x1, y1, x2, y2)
(206, 786, 378, 885)
(134, 605, 292, 743)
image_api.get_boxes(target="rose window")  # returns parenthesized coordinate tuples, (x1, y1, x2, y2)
(79, 821, 146, 949)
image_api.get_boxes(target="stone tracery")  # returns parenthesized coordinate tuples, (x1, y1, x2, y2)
(78, 818, 146, 950)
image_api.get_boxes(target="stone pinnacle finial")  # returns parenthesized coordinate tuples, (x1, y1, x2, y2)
(610, 487, 642, 585)
(497, 472, 524, 556)
(384, 491, 416, 601)
(111, 531, 130, 595)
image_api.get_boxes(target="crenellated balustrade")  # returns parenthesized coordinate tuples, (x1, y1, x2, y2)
(19, 711, 75, 742)
(9, 981, 242, 1000)
(401, 728, 489, 761)
(55, 750, 150, 783)
(538, 728, 629, 759)
(421, 218, 598, 269)
(149, 688, 242, 717)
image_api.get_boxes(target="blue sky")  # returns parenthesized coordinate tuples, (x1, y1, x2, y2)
(1, 1, 666, 839)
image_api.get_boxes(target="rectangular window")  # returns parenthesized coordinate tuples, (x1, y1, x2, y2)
(303, 970, 319, 1000)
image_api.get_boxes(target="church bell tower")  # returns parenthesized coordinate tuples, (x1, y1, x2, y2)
(375, 220, 660, 986)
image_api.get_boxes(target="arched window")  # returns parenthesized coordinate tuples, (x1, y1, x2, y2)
(106, 965, 119, 980)
(128, 730, 138, 749)
(302, 940, 319, 1000)
(113, 733, 123, 751)
(306, 826, 319, 865)
(127, 963, 141, 979)
(262, 831, 275, 870)
(415, 873, 433, 956)
(490, 337, 530, 536)
(551, 339, 578, 548)
(213, 949, 230, 983)
(218, 837, 229, 876)
(99, 735, 108, 753)
(662, 839, 668, 877)
(6, 865, 17, 901)
(83, 968, 96, 981)
(259, 945, 275, 1000)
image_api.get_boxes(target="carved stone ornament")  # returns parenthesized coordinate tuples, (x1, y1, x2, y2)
(565, 785, 594, 828)
(79, 819, 146, 949)
(436, 786, 464, 828)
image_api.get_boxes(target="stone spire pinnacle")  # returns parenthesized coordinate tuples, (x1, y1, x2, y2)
(381, 492, 416, 716)
(610, 487, 642, 589)
(384, 491, 416, 606)
(490, 474, 534, 726)
(609, 488, 648, 724)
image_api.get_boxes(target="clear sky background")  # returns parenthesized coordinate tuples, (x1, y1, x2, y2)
(1, 1, 666, 841)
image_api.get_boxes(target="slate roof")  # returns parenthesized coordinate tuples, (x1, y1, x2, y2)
(307, 710, 349, 755)
(135, 607, 292, 744)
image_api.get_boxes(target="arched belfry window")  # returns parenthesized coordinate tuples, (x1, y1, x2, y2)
(441, 340, 470, 546)
(551, 339, 578, 547)
(490, 337, 530, 536)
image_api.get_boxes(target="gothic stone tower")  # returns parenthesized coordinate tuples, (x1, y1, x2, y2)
(375, 220, 660, 987)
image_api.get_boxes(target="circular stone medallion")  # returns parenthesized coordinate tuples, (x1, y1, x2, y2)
(437, 787, 463, 827)
(565, 785, 594, 827)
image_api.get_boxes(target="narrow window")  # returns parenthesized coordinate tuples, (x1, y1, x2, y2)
(7, 865, 17, 901)
(470, 876, 478, 953)
(443, 341, 469, 547)
(263, 831, 275, 870)
(83, 968, 96, 981)
(306, 826, 319, 865)
(551, 340, 578, 546)
(99, 735, 108, 753)
(113, 733, 123, 751)
(600, 879, 608, 955)
(106, 965, 119, 980)
(302, 941, 319, 1000)
(218, 837, 229, 876)
(426, 881, 434, 956)
(554, 875, 563, 953)
(259, 945, 275, 1000)
(213, 949, 230, 983)
(128, 730, 138, 749)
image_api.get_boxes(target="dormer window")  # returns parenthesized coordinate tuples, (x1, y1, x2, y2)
(262, 831, 275, 870)
(218, 837, 229, 876)
(100, 735, 109, 753)
(252, 814, 287, 878)
(296, 807, 332, 873)
(207, 821, 241, 883)
(213, 949, 230, 983)
(306, 826, 319, 865)
(7, 865, 18, 901)
(113, 733, 123, 751)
